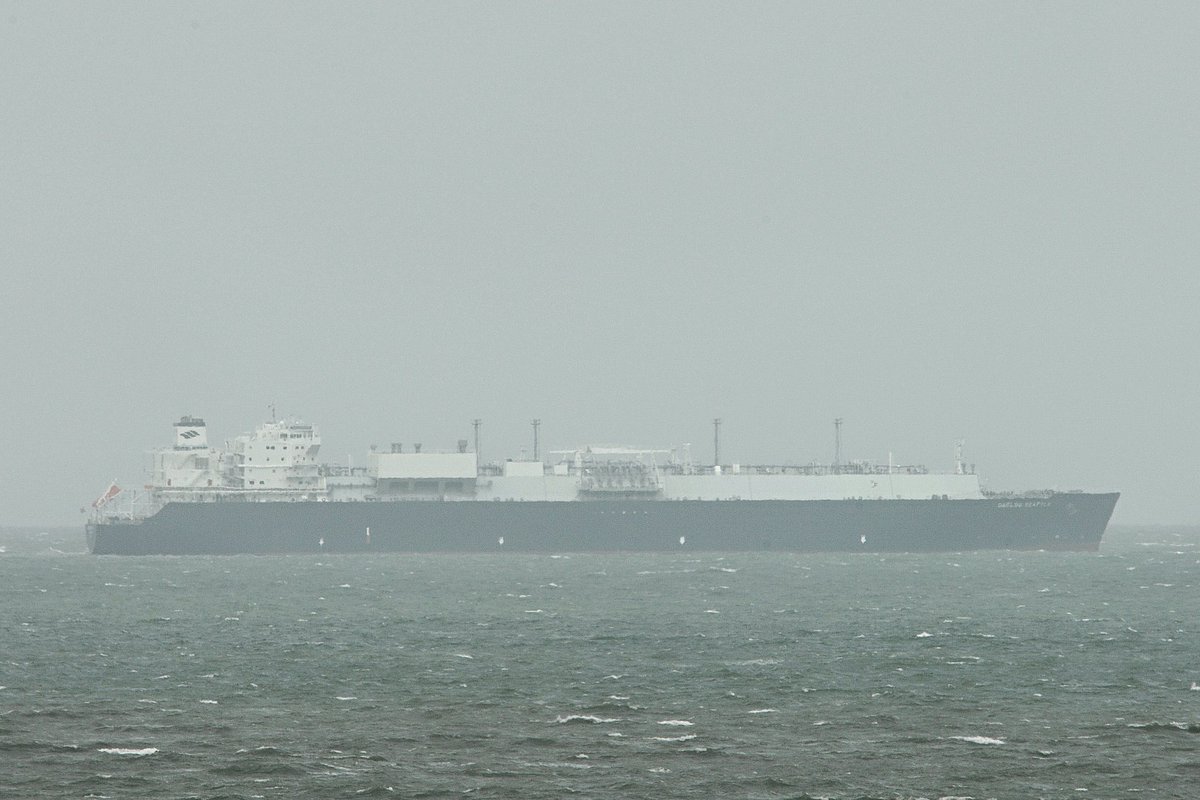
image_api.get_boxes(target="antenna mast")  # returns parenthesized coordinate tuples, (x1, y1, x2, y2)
(532, 418, 541, 461)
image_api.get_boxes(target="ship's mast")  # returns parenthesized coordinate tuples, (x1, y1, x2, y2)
(473, 418, 482, 471)
(834, 417, 843, 474)
(713, 417, 722, 468)
(531, 418, 541, 461)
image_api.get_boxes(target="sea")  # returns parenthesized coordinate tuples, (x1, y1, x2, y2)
(2, 525, 1198, 800)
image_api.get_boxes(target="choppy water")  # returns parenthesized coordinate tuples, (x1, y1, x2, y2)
(2, 525, 1199, 799)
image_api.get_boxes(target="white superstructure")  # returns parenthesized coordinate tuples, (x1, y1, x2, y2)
(151, 416, 220, 491)
(147, 417, 326, 505)
(224, 419, 323, 491)
(101, 416, 987, 521)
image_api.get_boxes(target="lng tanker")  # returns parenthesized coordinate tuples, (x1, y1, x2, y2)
(85, 416, 1119, 555)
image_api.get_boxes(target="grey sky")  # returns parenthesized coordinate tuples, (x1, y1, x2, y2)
(2, 3, 1196, 526)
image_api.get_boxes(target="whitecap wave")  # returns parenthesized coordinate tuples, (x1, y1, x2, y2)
(950, 735, 1005, 745)
(555, 714, 620, 724)
(98, 747, 158, 756)
(657, 719, 694, 726)
(651, 734, 697, 742)
(1126, 721, 1199, 731)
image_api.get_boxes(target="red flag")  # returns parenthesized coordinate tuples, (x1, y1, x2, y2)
(92, 482, 122, 508)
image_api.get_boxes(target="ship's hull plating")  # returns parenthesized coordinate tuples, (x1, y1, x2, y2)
(87, 493, 1119, 555)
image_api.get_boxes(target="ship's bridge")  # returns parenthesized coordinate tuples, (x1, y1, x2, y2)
(223, 418, 324, 492)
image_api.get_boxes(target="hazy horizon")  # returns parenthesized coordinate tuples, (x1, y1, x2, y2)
(3, 3, 1197, 526)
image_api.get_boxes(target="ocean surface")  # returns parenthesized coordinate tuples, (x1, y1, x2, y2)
(2, 525, 1198, 799)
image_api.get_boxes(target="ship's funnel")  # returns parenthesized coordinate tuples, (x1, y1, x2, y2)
(174, 416, 208, 450)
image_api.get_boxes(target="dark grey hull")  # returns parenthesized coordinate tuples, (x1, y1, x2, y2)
(87, 493, 1119, 555)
